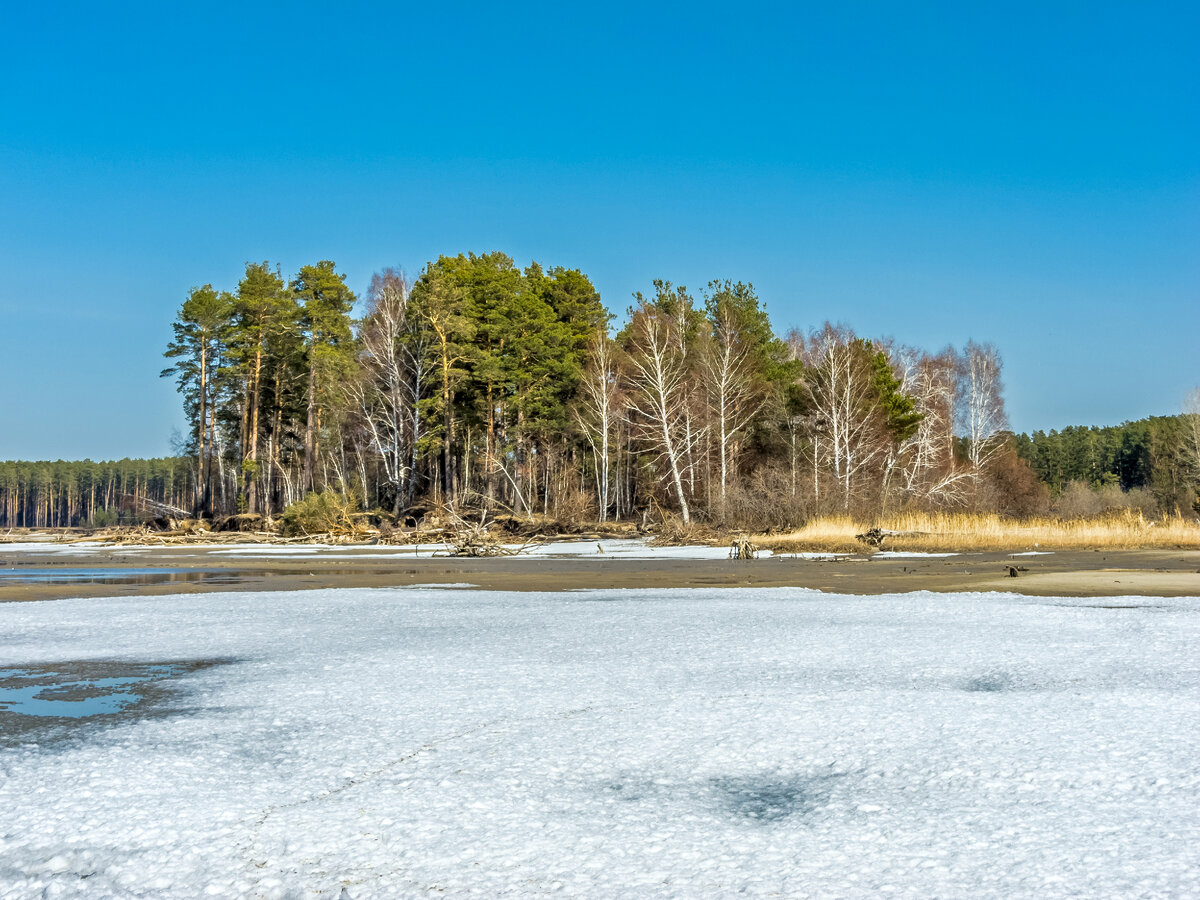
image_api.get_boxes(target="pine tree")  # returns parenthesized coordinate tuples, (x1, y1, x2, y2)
(162, 285, 234, 515)
(291, 261, 356, 493)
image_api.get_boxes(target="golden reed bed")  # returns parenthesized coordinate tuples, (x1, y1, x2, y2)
(759, 509, 1200, 553)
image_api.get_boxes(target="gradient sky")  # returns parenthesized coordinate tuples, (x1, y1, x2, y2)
(1, 1, 1197, 460)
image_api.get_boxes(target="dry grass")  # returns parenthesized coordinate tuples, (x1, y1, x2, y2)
(759, 509, 1200, 553)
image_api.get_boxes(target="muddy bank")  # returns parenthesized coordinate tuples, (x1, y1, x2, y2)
(1, 544, 1198, 601)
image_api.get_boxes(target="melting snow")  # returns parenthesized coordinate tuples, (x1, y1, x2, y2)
(872, 551, 959, 559)
(525, 539, 773, 559)
(207, 539, 770, 560)
(0, 587, 1197, 897)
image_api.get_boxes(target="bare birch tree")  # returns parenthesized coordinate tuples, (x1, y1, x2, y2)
(354, 269, 436, 513)
(624, 292, 699, 523)
(575, 328, 623, 520)
(887, 346, 972, 506)
(1183, 387, 1200, 511)
(957, 340, 1009, 472)
(801, 324, 893, 510)
(701, 282, 772, 515)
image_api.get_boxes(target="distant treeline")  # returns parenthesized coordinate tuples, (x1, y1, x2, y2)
(0, 458, 193, 529)
(3, 251, 1197, 530)
(1015, 416, 1200, 513)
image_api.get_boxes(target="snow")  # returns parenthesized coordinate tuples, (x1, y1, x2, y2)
(1010, 551, 1055, 557)
(207, 539, 772, 560)
(774, 551, 852, 559)
(525, 539, 774, 559)
(872, 551, 958, 559)
(5, 539, 773, 561)
(0, 543, 103, 554)
(1, 587, 1198, 897)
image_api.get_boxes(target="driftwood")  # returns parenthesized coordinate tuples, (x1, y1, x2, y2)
(855, 528, 928, 549)
(440, 510, 541, 557)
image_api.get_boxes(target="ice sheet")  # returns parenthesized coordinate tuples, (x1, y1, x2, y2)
(0, 543, 103, 554)
(524, 539, 774, 559)
(208, 539, 770, 560)
(872, 551, 958, 558)
(1, 587, 1197, 897)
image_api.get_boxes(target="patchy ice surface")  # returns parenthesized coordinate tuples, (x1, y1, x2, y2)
(525, 539, 774, 559)
(207, 539, 772, 560)
(871, 551, 959, 559)
(0, 543, 108, 554)
(1, 588, 1198, 898)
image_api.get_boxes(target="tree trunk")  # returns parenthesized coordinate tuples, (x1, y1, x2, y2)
(303, 353, 317, 493)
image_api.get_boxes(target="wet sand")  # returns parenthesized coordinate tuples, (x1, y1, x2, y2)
(2, 545, 1198, 602)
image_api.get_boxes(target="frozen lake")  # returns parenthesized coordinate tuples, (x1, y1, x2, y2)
(1, 587, 1198, 897)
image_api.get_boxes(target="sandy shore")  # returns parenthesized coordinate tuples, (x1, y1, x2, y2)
(2, 543, 1198, 602)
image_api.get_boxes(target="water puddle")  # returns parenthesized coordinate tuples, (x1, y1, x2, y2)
(0, 659, 230, 748)
(0, 568, 242, 586)
(0, 664, 185, 718)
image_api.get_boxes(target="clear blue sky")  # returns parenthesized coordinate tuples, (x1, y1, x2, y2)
(1, 1, 1196, 460)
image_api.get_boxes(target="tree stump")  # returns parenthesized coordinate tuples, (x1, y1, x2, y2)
(729, 538, 757, 560)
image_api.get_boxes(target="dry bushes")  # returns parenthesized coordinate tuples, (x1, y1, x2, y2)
(279, 491, 369, 538)
(652, 517, 723, 546)
(1052, 482, 1158, 519)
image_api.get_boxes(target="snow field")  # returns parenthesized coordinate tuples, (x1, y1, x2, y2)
(0, 588, 1197, 898)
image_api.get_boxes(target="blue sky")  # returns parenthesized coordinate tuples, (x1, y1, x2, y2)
(1, 1, 1196, 460)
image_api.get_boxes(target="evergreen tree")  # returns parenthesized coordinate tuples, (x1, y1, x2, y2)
(291, 261, 356, 493)
(231, 261, 291, 513)
(162, 285, 234, 515)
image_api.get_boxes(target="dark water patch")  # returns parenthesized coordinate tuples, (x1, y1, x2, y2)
(963, 672, 1015, 693)
(0, 658, 233, 749)
(599, 770, 850, 825)
(0, 568, 243, 586)
(711, 773, 845, 822)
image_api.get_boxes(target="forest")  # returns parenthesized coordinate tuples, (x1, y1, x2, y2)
(2, 252, 1198, 530)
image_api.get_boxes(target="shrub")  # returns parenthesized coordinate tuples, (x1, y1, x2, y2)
(279, 490, 358, 537)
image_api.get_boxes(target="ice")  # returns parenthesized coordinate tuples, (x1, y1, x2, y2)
(872, 551, 958, 558)
(0, 543, 103, 554)
(209, 539, 769, 560)
(525, 539, 773, 559)
(774, 551, 852, 559)
(1, 587, 1198, 897)
(210, 546, 325, 555)
(212, 543, 454, 558)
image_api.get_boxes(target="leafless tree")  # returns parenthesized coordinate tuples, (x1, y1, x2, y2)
(888, 346, 972, 506)
(624, 294, 702, 522)
(575, 328, 624, 520)
(354, 269, 434, 513)
(801, 324, 893, 509)
(1183, 387, 1200, 505)
(957, 340, 1009, 472)
(701, 302, 767, 514)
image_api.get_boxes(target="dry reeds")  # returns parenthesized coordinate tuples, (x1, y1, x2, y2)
(759, 509, 1200, 553)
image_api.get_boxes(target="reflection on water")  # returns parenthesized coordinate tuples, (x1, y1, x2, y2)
(0, 568, 242, 586)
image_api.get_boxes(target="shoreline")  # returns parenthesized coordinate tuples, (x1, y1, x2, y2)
(2, 543, 1198, 602)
